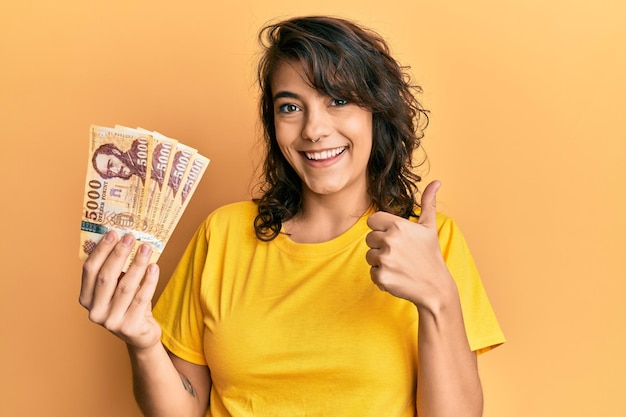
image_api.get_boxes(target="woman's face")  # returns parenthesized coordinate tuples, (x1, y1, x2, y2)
(271, 60, 373, 203)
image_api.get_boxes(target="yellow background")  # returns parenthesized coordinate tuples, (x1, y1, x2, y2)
(1, 1, 624, 416)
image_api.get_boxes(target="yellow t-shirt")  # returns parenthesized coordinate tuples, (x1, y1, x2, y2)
(153, 201, 504, 417)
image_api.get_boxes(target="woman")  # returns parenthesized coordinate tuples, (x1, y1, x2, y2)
(80, 16, 504, 417)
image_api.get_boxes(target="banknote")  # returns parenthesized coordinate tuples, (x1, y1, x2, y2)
(79, 124, 208, 271)
(157, 153, 210, 242)
(152, 142, 198, 236)
(115, 126, 180, 236)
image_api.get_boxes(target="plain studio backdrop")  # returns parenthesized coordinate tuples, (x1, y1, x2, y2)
(1, 1, 624, 416)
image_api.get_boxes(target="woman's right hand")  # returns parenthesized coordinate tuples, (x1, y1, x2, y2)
(79, 231, 162, 350)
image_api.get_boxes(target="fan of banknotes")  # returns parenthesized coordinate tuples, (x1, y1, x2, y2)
(79, 124, 210, 270)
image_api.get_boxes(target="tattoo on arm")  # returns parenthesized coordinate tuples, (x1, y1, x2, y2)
(179, 374, 196, 398)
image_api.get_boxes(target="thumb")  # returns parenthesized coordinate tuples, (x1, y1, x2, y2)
(418, 180, 441, 226)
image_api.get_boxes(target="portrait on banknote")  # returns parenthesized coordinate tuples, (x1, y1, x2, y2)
(91, 139, 149, 181)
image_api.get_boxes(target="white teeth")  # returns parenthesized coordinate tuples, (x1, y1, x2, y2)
(305, 147, 346, 161)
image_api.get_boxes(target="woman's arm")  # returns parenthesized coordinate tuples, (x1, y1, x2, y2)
(129, 344, 211, 417)
(414, 272, 482, 417)
(366, 181, 483, 417)
(80, 231, 210, 417)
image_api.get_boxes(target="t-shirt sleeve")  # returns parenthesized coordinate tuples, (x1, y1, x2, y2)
(153, 220, 210, 365)
(437, 214, 505, 354)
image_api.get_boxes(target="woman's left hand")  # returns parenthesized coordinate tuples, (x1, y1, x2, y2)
(365, 180, 455, 309)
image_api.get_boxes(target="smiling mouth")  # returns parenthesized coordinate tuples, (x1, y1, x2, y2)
(304, 147, 346, 161)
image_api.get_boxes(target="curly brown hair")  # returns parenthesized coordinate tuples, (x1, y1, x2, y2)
(253, 16, 429, 241)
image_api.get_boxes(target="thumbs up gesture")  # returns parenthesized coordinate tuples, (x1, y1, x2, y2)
(365, 181, 455, 309)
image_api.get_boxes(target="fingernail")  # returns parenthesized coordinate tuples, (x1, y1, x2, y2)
(122, 234, 135, 246)
(104, 231, 116, 242)
(139, 244, 151, 256)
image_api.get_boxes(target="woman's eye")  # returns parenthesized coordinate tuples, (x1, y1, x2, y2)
(278, 103, 300, 113)
(330, 99, 349, 107)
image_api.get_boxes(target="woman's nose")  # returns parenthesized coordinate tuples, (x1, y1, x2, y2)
(301, 106, 332, 142)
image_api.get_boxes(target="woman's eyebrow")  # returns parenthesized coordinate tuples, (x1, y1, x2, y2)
(273, 91, 300, 101)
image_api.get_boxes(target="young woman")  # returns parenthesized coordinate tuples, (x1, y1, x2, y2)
(80, 15, 504, 417)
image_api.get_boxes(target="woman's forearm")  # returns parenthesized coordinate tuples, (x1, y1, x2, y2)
(127, 343, 204, 417)
(416, 285, 483, 417)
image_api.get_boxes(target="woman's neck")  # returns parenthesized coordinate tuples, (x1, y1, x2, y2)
(283, 192, 372, 244)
